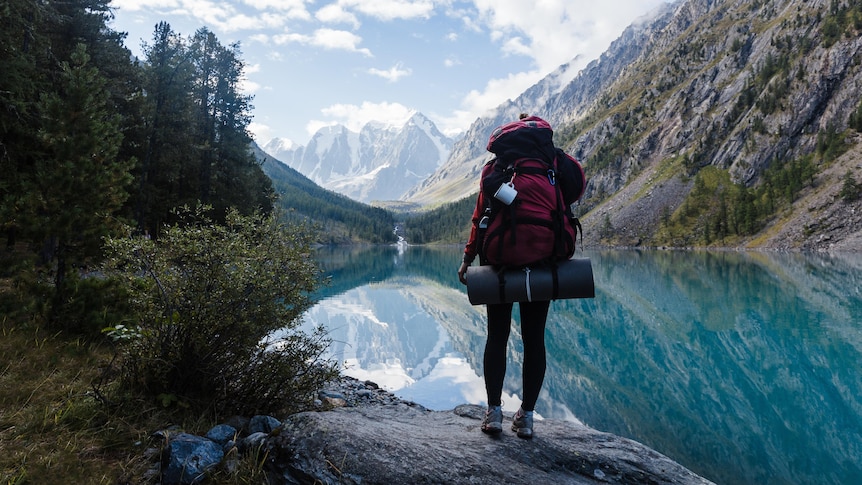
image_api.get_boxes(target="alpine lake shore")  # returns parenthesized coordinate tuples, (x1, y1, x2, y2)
(1, 273, 712, 485)
(143, 375, 716, 484)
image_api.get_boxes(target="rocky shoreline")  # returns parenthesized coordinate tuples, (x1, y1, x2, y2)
(154, 375, 714, 484)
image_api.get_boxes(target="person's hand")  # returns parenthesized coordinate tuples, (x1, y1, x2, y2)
(458, 261, 470, 285)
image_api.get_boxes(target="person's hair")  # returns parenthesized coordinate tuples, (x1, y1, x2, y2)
(519, 113, 529, 120)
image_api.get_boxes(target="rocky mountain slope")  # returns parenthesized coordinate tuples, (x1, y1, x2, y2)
(410, 0, 862, 250)
(403, 2, 680, 205)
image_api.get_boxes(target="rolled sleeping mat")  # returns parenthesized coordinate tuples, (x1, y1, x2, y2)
(466, 258, 595, 305)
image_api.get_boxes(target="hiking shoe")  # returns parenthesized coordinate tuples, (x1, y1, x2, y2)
(512, 408, 533, 439)
(481, 406, 503, 434)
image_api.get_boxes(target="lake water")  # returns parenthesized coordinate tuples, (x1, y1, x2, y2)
(300, 245, 862, 485)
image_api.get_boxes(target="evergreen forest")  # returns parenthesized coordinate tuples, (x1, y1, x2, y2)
(1, 1, 410, 307)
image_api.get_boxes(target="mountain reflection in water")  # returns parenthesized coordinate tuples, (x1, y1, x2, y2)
(298, 245, 862, 485)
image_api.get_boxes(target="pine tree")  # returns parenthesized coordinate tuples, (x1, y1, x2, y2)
(0, 0, 52, 246)
(27, 45, 133, 320)
(188, 28, 272, 219)
(840, 171, 861, 202)
(134, 22, 197, 237)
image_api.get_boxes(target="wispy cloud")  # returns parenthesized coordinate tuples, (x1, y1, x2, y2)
(112, 0, 672, 144)
(273, 28, 372, 56)
(315, 4, 361, 29)
(242, 0, 308, 10)
(308, 101, 415, 135)
(368, 63, 412, 82)
(334, 0, 435, 21)
(110, 0, 180, 11)
(441, 0, 670, 134)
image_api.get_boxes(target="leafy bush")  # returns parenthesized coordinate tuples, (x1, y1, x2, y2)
(102, 206, 338, 416)
(50, 273, 136, 338)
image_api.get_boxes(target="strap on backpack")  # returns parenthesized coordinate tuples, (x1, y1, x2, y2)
(496, 267, 506, 303)
(551, 263, 560, 300)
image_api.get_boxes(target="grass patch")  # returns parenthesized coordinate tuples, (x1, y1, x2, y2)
(0, 320, 145, 484)
(0, 246, 289, 484)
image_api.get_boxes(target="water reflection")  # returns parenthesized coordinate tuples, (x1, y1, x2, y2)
(302, 246, 862, 485)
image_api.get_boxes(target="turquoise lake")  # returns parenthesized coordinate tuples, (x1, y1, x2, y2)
(301, 245, 862, 485)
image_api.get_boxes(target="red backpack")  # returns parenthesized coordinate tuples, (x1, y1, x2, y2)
(478, 116, 585, 267)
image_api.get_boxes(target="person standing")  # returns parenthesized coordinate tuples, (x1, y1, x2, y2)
(459, 247, 549, 438)
(457, 114, 578, 439)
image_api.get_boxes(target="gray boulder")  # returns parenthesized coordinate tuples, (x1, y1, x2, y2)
(163, 432, 224, 484)
(204, 424, 236, 446)
(249, 414, 282, 434)
(265, 402, 713, 485)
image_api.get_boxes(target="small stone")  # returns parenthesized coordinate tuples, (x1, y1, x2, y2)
(205, 424, 237, 446)
(239, 432, 268, 454)
(249, 415, 281, 434)
(364, 380, 380, 389)
(323, 396, 347, 408)
(319, 390, 346, 400)
(224, 416, 250, 434)
(163, 433, 223, 485)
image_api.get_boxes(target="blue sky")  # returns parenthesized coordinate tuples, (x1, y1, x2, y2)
(109, 0, 671, 147)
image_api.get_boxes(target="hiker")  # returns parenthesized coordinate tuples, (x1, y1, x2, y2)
(458, 113, 584, 439)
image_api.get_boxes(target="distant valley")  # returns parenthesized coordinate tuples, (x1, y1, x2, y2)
(261, 0, 862, 251)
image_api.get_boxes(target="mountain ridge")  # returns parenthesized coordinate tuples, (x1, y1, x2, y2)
(408, 0, 862, 250)
(251, 141, 398, 244)
(256, 0, 862, 250)
(262, 112, 453, 204)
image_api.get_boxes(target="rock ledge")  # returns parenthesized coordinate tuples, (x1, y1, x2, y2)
(263, 377, 714, 485)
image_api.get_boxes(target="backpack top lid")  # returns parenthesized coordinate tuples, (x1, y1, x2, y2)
(486, 115, 555, 163)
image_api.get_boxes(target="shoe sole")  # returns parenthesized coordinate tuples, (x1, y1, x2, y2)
(512, 423, 533, 439)
(482, 424, 503, 434)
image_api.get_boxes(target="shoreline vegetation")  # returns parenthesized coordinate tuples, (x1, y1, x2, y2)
(3, 239, 857, 483)
(0, 206, 339, 484)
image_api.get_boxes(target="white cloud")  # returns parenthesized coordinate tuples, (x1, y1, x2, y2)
(248, 33, 270, 44)
(313, 28, 372, 55)
(239, 62, 261, 94)
(242, 0, 308, 10)
(111, 0, 672, 144)
(368, 63, 412, 82)
(442, 0, 670, 135)
(113, 0, 310, 34)
(309, 101, 415, 135)
(434, 69, 538, 137)
(273, 28, 372, 56)
(110, 0, 180, 11)
(335, 0, 435, 21)
(473, 0, 669, 73)
(500, 35, 531, 58)
(316, 4, 361, 29)
(239, 78, 261, 94)
(247, 121, 274, 143)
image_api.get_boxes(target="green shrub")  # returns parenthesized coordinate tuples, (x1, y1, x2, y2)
(48, 273, 136, 338)
(840, 171, 861, 202)
(102, 206, 338, 417)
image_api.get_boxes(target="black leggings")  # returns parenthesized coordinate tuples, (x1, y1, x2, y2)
(483, 300, 550, 412)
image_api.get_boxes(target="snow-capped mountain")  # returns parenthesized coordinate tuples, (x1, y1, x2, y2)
(263, 112, 453, 203)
